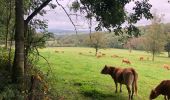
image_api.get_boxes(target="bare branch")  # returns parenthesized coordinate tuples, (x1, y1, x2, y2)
(35, 48, 52, 76)
(56, 0, 78, 36)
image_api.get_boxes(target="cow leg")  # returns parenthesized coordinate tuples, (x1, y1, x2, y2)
(115, 82, 118, 93)
(120, 83, 122, 93)
(131, 84, 135, 100)
(126, 85, 131, 100)
(164, 95, 167, 100)
(167, 95, 170, 100)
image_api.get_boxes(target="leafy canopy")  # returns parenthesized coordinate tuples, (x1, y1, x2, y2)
(70, 0, 153, 36)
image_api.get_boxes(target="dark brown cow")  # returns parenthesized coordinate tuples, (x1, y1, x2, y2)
(101, 65, 138, 100)
(150, 80, 170, 100)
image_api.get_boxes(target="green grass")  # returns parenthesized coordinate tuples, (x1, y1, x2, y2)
(37, 47, 170, 100)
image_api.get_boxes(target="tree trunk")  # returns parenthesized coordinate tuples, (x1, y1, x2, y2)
(152, 51, 155, 61)
(5, 21, 9, 49)
(5, 0, 12, 49)
(168, 52, 170, 58)
(95, 47, 98, 56)
(12, 0, 24, 84)
(129, 41, 132, 53)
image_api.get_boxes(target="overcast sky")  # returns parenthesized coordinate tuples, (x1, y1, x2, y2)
(39, 0, 170, 31)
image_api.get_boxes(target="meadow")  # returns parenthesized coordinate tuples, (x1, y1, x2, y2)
(37, 47, 170, 100)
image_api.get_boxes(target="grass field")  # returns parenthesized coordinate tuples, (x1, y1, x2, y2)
(37, 47, 170, 100)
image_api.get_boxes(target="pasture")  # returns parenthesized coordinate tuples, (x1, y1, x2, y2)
(37, 47, 170, 100)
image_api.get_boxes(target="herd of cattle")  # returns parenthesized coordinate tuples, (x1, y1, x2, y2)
(54, 50, 170, 100)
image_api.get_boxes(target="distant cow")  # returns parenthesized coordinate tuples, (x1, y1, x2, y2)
(150, 80, 170, 100)
(55, 50, 59, 53)
(102, 53, 106, 56)
(122, 59, 131, 64)
(139, 57, 144, 61)
(79, 52, 82, 55)
(101, 65, 138, 100)
(96, 55, 102, 58)
(163, 64, 170, 70)
(111, 55, 119, 58)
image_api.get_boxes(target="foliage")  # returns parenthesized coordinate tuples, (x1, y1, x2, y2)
(165, 42, 170, 57)
(164, 31, 170, 57)
(85, 32, 106, 55)
(143, 13, 166, 61)
(70, 0, 153, 36)
(124, 37, 146, 51)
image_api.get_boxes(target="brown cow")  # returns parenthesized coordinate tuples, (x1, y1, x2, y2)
(163, 64, 170, 70)
(96, 54, 102, 58)
(111, 55, 119, 58)
(55, 50, 59, 53)
(150, 80, 170, 100)
(101, 65, 138, 100)
(79, 52, 82, 55)
(122, 59, 131, 64)
(139, 57, 144, 61)
(102, 53, 106, 56)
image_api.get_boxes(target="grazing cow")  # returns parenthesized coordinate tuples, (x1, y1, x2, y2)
(101, 65, 138, 100)
(102, 53, 105, 56)
(96, 55, 102, 58)
(163, 64, 170, 70)
(79, 52, 82, 55)
(111, 55, 119, 58)
(150, 80, 170, 100)
(55, 50, 59, 53)
(139, 57, 144, 61)
(122, 59, 131, 64)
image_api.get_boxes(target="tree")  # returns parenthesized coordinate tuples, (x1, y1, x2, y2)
(124, 37, 146, 51)
(164, 33, 170, 57)
(12, 0, 54, 84)
(165, 42, 170, 57)
(12, 0, 25, 84)
(86, 32, 106, 56)
(144, 13, 166, 61)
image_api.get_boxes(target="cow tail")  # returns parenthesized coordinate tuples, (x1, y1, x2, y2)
(132, 69, 138, 95)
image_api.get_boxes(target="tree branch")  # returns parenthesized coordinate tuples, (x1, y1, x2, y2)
(56, 0, 78, 36)
(25, 0, 52, 24)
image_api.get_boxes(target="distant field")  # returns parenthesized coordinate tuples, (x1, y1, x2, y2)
(37, 47, 170, 100)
